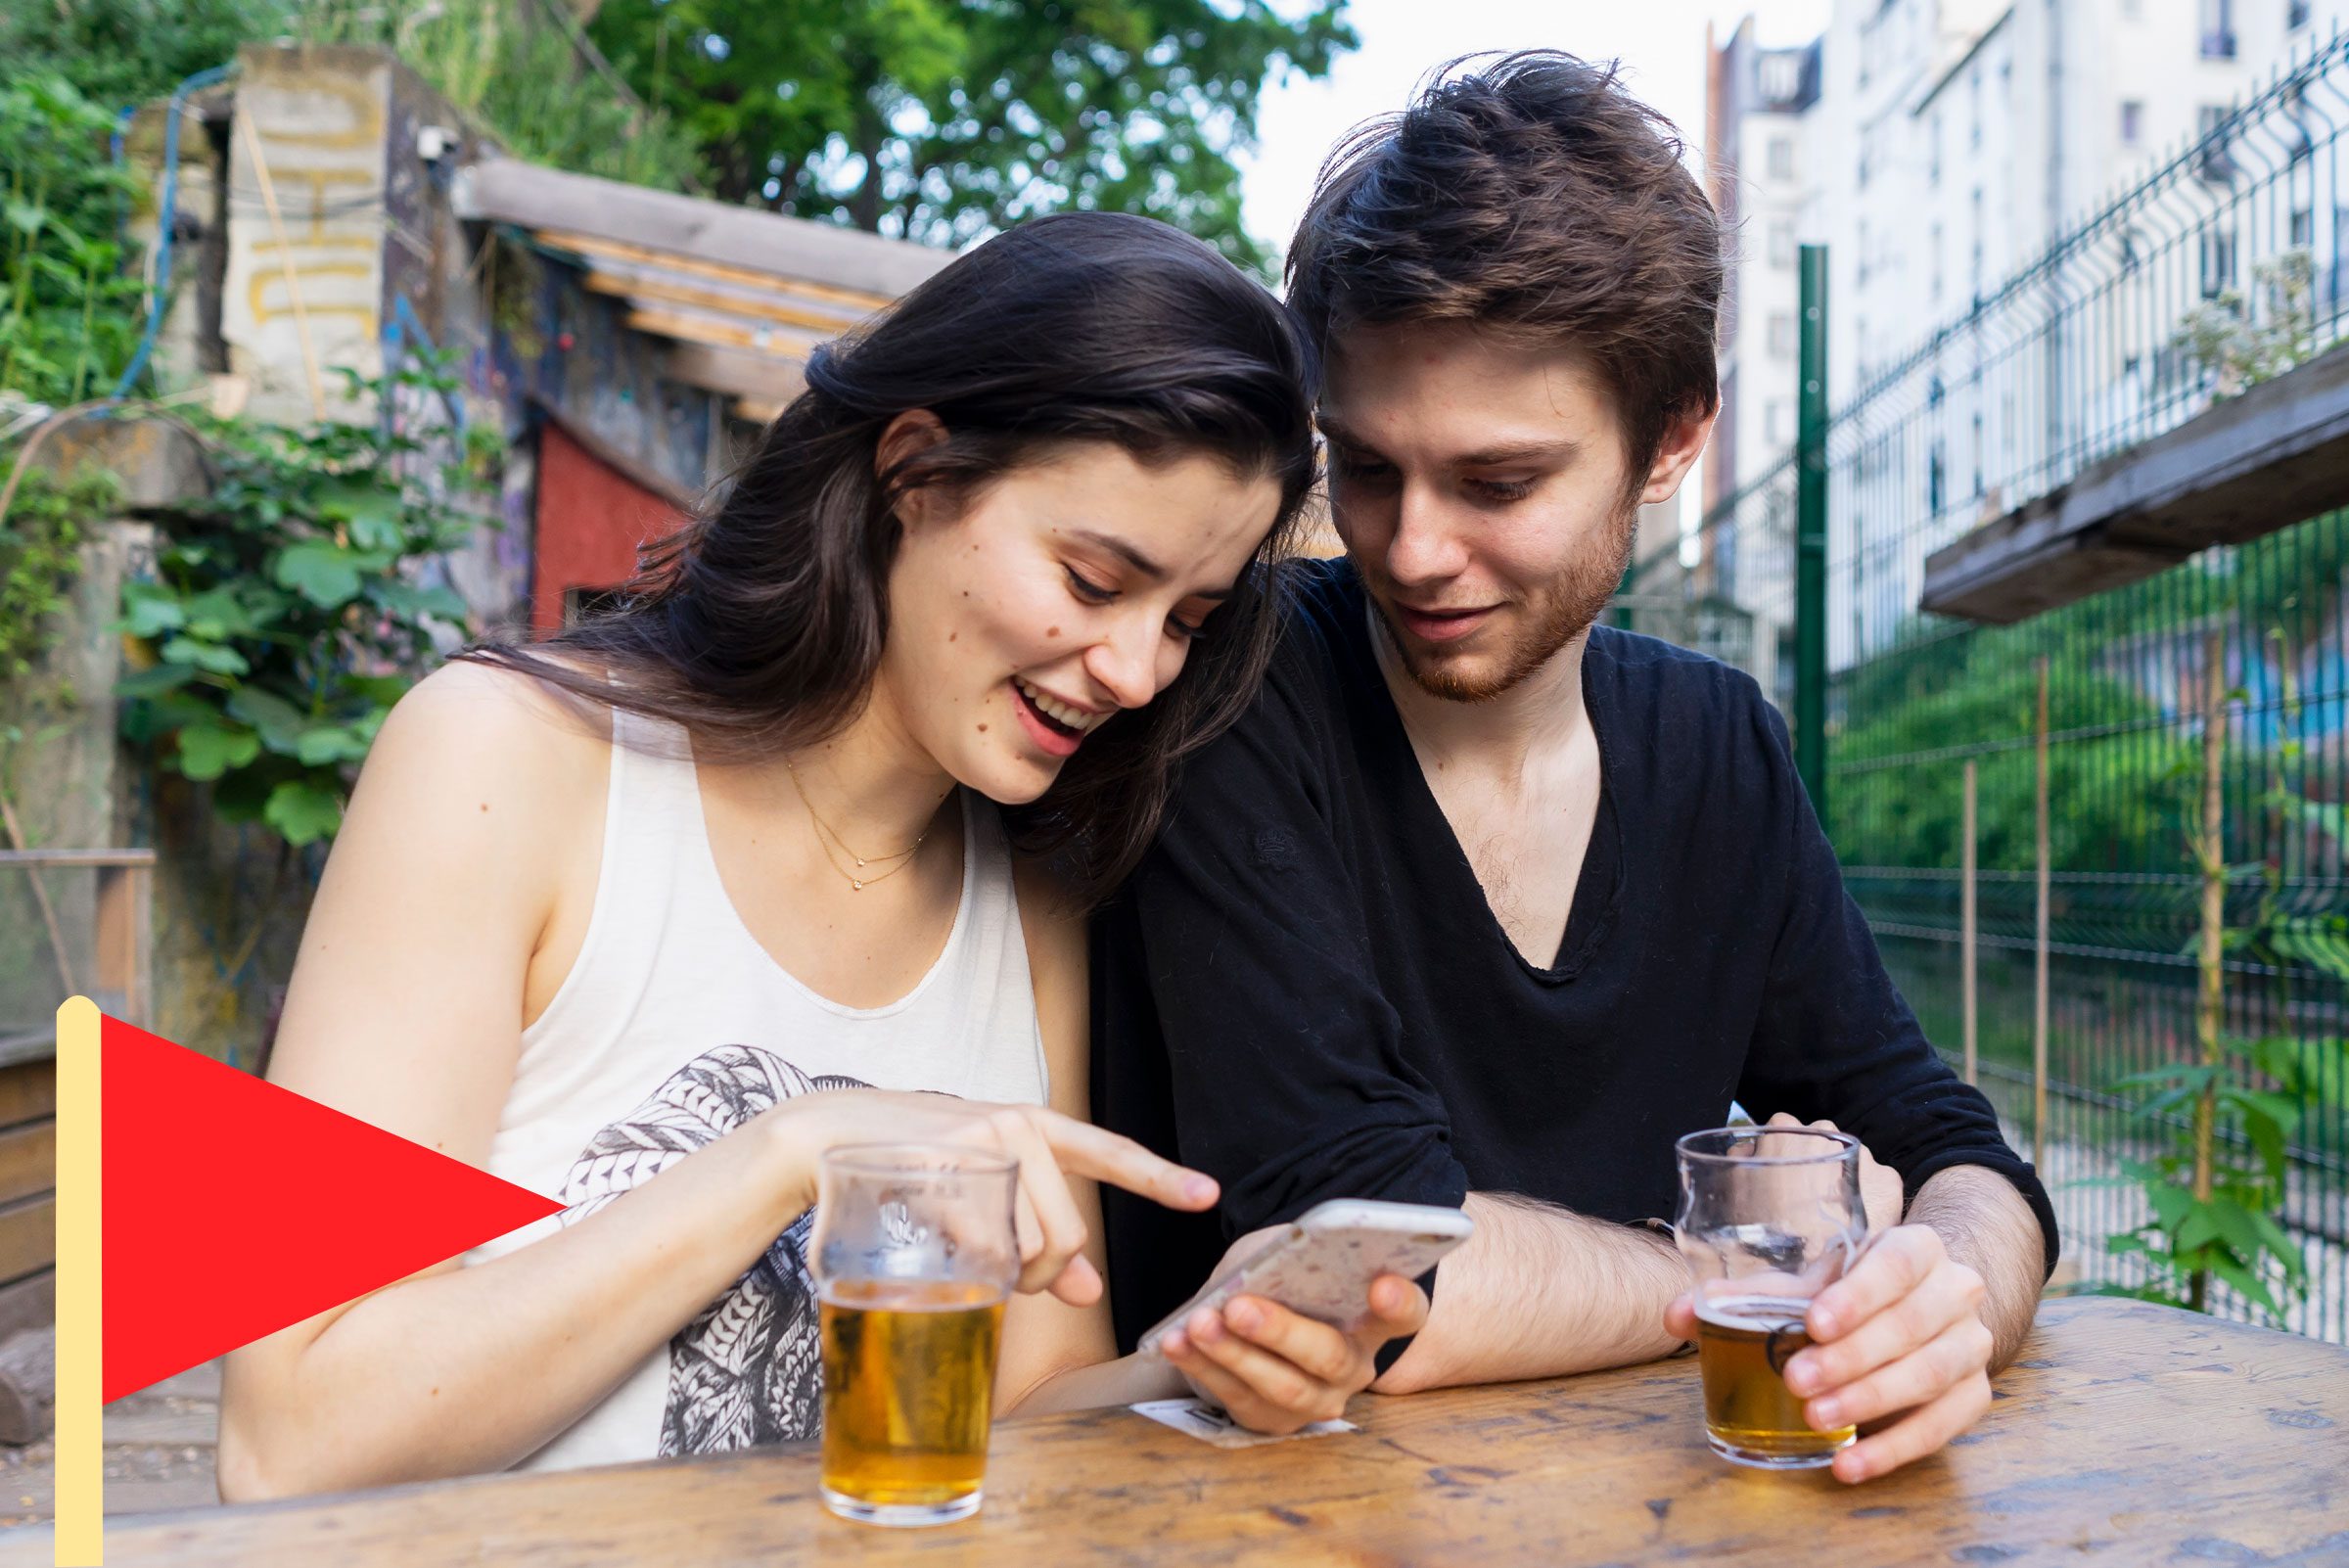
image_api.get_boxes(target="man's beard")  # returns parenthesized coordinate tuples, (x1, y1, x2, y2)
(1369, 503, 1638, 704)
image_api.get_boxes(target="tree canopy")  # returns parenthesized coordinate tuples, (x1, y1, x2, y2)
(585, 0, 1356, 270)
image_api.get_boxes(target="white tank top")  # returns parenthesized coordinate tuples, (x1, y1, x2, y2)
(462, 709, 1049, 1472)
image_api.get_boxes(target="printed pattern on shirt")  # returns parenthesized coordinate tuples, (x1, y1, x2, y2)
(559, 1044, 868, 1456)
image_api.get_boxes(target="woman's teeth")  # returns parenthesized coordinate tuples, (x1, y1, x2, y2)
(1016, 677, 1106, 733)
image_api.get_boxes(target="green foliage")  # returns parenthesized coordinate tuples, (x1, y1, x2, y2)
(586, 0, 1358, 269)
(0, 465, 114, 682)
(0, 73, 150, 406)
(0, 0, 293, 110)
(2171, 250, 2321, 399)
(295, 0, 705, 192)
(1831, 632, 2192, 873)
(117, 358, 488, 846)
(2092, 1094, 2309, 1322)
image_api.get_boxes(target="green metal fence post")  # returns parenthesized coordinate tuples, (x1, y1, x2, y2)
(1795, 244, 1829, 814)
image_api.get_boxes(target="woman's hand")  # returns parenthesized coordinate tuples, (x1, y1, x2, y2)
(1155, 1226, 1431, 1436)
(765, 1089, 1219, 1307)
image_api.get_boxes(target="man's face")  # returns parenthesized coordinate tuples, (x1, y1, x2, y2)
(1320, 321, 1684, 703)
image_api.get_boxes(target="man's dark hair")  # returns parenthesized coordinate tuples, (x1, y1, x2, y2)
(1286, 51, 1725, 488)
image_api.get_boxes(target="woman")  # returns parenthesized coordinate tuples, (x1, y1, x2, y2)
(217, 212, 1425, 1498)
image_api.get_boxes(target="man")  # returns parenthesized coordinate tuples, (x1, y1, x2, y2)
(1092, 51, 2056, 1485)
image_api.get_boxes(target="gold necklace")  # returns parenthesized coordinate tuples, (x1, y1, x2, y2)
(784, 759, 947, 892)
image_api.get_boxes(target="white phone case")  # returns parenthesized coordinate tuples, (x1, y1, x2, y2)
(1135, 1199, 1472, 1359)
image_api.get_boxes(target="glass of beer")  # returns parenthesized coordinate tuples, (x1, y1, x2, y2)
(811, 1144, 1020, 1527)
(1672, 1125, 1867, 1469)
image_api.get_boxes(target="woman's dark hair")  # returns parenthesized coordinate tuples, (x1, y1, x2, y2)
(463, 210, 1318, 903)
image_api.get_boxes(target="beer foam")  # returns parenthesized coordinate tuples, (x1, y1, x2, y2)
(1693, 1294, 1815, 1331)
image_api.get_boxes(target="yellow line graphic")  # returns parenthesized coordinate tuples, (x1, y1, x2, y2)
(55, 998, 99, 1566)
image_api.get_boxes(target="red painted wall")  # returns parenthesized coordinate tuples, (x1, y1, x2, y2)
(531, 421, 687, 635)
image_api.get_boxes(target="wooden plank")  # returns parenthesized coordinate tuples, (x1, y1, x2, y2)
(0, 1036, 54, 1072)
(623, 304, 818, 357)
(452, 158, 952, 300)
(0, 1063, 55, 1130)
(536, 228, 894, 313)
(0, 1125, 55, 1209)
(0, 1199, 54, 1286)
(663, 343, 807, 404)
(578, 268, 852, 343)
(1923, 337, 2349, 623)
(62, 1299, 2349, 1568)
(0, 852, 156, 870)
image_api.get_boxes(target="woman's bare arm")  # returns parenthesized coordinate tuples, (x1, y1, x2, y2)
(217, 667, 823, 1497)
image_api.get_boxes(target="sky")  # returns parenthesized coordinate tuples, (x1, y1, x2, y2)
(1234, 0, 1833, 543)
(1237, 0, 1834, 258)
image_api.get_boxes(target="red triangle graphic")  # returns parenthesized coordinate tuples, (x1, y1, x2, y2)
(101, 1013, 563, 1403)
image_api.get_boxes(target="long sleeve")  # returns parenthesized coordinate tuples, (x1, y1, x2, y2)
(1735, 696, 2061, 1278)
(1128, 656, 1472, 1237)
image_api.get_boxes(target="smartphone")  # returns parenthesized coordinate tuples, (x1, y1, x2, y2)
(1135, 1198, 1474, 1360)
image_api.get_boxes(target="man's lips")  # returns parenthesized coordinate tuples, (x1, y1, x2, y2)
(1392, 603, 1495, 644)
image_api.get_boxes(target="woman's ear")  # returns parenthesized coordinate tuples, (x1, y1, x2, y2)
(876, 409, 951, 529)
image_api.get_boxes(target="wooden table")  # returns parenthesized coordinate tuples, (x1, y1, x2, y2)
(19, 1298, 2349, 1566)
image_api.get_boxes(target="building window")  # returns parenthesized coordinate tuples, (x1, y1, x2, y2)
(1769, 219, 1796, 267)
(1971, 412, 1985, 498)
(2291, 0, 2312, 28)
(2199, 229, 2238, 299)
(2197, 106, 2235, 183)
(1929, 442, 1947, 516)
(1768, 136, 1795, 181)
(1764, 399, 1792, 446)
(2292, 208, 2315, 247)
(2120, 101, 2143, 147)
(1928, 112, 1942, 186)
(1930, 222, 1944, 301)
(2199, 0, 2235, 56)
(1970, 188, 1985, 296)
(1769, 312, 1798, 357)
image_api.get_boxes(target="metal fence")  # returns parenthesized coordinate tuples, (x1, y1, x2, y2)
(1623, 29, 2349, 1341)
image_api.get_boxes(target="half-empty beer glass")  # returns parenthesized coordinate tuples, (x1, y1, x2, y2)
(811, 1144, 1020, 1526)
(1672, 1126, 1866, 1469)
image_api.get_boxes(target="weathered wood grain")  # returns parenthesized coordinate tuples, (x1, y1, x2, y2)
(17, 1298, 2346, 1567)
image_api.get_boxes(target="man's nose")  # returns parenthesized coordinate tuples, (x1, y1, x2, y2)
(1386, 483, 1467, 585)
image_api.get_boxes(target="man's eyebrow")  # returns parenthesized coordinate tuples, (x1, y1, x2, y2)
(1067, 528, 1232, 600)
(1319, 418, 1580, 469)
(1453, 437, 1583, 467)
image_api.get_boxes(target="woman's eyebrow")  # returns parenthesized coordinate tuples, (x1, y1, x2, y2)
(1068, 528, 1233, 602)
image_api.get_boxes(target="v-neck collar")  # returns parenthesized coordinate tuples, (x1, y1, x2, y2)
(1345, 580, 1625, 983)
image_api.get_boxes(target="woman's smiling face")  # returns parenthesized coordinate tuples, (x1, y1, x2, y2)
(873, 428, 1282, 805)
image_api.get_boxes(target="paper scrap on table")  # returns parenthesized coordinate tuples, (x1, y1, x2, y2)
(1128, 1398, 1358, 1449)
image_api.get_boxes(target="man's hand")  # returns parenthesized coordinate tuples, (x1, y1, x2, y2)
(1665, 1223, 1992, 1483)
(1763, 1113, 1903, 1232)
(1159, 1274, 1427, 1434)
(1157, 1225, 1429, 1434)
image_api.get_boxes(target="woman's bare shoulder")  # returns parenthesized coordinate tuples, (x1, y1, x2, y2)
(357, 654, 617, 828)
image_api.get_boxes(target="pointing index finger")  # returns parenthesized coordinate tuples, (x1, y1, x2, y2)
(1036, 1114, 1220, 1211)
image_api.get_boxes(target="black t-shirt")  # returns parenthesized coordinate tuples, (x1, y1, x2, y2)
(1091, 556, 2059, 1353)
